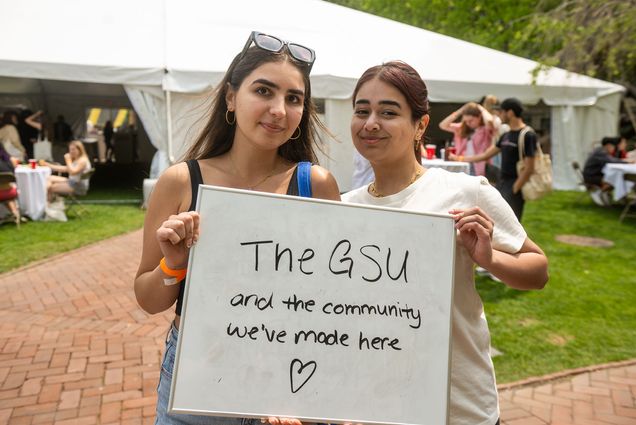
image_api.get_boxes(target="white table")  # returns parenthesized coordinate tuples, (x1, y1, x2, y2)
(422, 158, 471, 174)
(15, 166, 52, 220)
(602, 163, 636, 201)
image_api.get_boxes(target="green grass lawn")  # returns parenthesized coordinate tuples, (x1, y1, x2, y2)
(1, 188, 634, 383)
(0, 188, 145, 273)
(480, 191, 636, 383)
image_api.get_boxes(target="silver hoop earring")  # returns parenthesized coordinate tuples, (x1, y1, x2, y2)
(225, 110, 236, 125)
(289, 127, 301, 140)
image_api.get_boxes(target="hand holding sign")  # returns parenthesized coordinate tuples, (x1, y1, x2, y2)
(450, 207, 494, 268)
(156, 211, 200, 269)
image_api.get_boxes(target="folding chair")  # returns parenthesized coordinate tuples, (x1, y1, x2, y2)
(0, 172, 21, 228)
(619, 174, 636, 222)
(65, 169, 95, 218)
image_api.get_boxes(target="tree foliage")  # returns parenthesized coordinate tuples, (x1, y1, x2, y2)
(327, 0, 636, 85)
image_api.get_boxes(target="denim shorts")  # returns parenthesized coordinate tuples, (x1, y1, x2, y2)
(155, 322, 258, 425)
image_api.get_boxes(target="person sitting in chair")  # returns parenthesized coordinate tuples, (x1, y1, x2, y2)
(42, 140, 92, 201)
(583, 137, 634, 187)
(0, 143, 22, 224)
(583, 136, 635, 205)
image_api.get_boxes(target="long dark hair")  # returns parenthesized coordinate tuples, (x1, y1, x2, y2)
(1, 111, 18, 128)
(352, 61, 430, 161)
(183, 45, 326, 163)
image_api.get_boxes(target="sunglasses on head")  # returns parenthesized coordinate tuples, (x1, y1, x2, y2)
(239, 31, 315, 73)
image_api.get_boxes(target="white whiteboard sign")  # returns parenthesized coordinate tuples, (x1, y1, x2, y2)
(169, 186, 456, 425)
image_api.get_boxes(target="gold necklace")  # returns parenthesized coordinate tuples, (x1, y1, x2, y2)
(369, 167, 423, 198)
(230, 153, 277, 190)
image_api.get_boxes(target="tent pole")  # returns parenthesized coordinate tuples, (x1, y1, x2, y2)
(166, 89, 174, 163)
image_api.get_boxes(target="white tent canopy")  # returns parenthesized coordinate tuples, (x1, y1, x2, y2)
(0, 0, 624, 190)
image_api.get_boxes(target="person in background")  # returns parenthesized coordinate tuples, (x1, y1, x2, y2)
(103, 120, 114, 162)
(53, 114, 73, 163)
(42, 140, 92, 201)
(450, 98, 536, 221)
(53, 114, 72, 143)
(342, 60, 548, 425)
(134, 30, 340, 425)
(612, 136, 629, 159)
(439, 101, 495, 177)
(25, 110, 44, 133)
(128, 123, 139, 162)
(480, 95, 501, 135)
(18, 110, 40, 159)
(0, 143, 22, 224)
(582, 136, 635, 205)
(480, 95, 504, 183)
(0, 111, 26, 161)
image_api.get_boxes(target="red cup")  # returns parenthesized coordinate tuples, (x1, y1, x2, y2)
(29, 159, 37, 169)
(425, 144, 436, 160)
(448, 146, 457, 157)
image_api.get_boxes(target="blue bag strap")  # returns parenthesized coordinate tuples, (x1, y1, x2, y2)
(297, 161, 312, 198)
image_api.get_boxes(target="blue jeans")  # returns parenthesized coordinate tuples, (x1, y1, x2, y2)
(155, 323, 257, 425)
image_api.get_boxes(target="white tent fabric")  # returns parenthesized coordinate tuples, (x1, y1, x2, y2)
(0, 0, 625, 190)
(551, 93, 623, 190)
(124, 85, 168, 175)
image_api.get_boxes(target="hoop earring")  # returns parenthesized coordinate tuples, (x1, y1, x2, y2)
(289, 127, 301, 140)
(225, 110, 236, 125)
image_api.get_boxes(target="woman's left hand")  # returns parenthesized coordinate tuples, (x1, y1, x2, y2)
(449, 207, 494, 267)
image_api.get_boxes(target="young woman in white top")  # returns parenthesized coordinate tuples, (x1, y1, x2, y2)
(134, 31, 340, 425)
(43, 140, 92, 200)
(342, 61, 548, 425)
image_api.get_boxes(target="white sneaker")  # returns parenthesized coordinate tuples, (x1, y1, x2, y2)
(589, 189, 605, 206)
(475, 266, 489, 276)
(488, 272, 502, 282)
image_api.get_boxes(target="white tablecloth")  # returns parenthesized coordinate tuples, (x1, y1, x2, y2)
(15, 166, 52, 220)
(422, 158, 471, 174)
(603, 163, 636, 201)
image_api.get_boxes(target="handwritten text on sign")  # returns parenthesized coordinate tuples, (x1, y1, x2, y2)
(169, 186, 455, 425)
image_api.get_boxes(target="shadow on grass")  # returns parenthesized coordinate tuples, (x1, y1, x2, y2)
(476, 275, 526, 303)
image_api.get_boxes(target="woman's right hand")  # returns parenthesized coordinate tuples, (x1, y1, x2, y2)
(156, 211, 200, 269)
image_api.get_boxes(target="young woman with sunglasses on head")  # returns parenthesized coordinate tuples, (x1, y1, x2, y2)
(342, 61, 548, 425)
(135, 31, 340, 425)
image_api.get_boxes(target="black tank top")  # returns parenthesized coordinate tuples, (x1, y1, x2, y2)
(175, 159, 305, 315)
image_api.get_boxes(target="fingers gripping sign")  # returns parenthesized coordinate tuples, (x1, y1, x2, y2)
(156, 211, 200, 270)
(449, 207, 495, 268)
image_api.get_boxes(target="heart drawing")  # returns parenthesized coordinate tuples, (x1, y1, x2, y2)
(289, 358, 317, 394)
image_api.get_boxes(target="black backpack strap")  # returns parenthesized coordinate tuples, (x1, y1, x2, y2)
(185, 159, 204, 211)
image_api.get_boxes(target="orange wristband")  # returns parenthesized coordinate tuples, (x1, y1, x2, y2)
(160, 257, 187, 284)
(459, 155, 464, 162)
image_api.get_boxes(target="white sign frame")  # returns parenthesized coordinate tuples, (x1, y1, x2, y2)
(169, 185, 456, 425)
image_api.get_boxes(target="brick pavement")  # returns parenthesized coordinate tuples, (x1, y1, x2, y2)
(0, 229, 634, 424)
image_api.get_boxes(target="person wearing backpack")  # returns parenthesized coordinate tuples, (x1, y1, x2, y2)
(450, 98, 537, 221)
